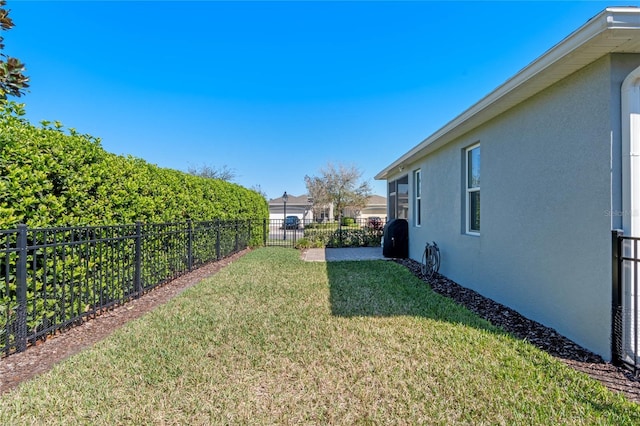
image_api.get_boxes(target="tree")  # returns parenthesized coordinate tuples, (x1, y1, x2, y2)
(187, 163, 236, 182)
(0, 1, 28, 99)
(304, 162, 371, 221)
(250, 184, 268, 199)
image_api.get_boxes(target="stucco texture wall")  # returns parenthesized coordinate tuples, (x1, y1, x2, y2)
(399, 54, 640, 359)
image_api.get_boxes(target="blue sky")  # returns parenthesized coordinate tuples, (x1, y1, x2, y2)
(6, 1, 639, 199)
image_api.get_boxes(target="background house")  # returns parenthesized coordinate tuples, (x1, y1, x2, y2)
(343, 195, 388, 221)
(268, 194, 314, 222)
(268, 194, 387, 223)
(376, 7, 640, 361)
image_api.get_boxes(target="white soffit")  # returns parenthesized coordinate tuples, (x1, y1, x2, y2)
(376, 7, 640, 180)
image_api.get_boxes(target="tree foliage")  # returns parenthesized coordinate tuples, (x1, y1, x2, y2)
(250, 184, 268, 199)
(0, 1, 28, 99)
(187, 163, 237, 182)
(304, 163, 371, 220)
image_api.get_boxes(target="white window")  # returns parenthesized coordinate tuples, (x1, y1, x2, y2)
(466, 144, 480, 234)
(414, 169, 421, 227)
(388, 175, 409, 220)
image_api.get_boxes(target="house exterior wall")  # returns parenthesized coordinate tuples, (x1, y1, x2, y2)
(390, 54, 640, 359)
(268, 206, 312, 221)
(344, 207, 387, 220)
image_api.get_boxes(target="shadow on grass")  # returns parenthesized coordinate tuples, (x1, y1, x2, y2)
(326, 259, 498, 332)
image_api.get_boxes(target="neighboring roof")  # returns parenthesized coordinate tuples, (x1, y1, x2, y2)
(376, 7, 640, 180)
(269, 194, 311, 205)
(367, 195, 387, 206)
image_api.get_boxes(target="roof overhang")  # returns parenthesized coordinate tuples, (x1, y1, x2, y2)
(376, 7, 640, 181)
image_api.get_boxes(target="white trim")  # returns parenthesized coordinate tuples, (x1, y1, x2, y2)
(621, 67, 640, 237)
(622, 65, 640, 237)
(465, 144, 480, 235)
(619, 65, 640, 369)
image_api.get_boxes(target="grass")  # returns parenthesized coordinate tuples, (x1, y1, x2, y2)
(1, 247, 639, 424)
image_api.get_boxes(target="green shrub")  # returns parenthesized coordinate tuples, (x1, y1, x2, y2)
(303, 228, 331, 247)
(303, 227, 383, 248)
(341, 217, 355, 226)
(294, 238, 311, 249)
(305, 222, 339, 230)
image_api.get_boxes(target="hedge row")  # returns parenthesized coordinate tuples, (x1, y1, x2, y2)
(0, 102, 268, 239)
(303, 227, 383, 248)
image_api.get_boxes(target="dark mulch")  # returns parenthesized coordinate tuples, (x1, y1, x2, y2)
(395, 257, 640, 403)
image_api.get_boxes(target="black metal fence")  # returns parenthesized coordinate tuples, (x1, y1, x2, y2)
(0, 219, 253, 357)
(264, 217, 386, 249)
(612, 230, 640, 373)
(0, 217, 385, 358)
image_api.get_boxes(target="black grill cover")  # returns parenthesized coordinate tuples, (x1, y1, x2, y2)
(382, 219, 408, 258)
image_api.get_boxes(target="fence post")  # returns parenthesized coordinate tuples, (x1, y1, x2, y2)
(187, 219, 193, 271)
(216, 219, 221, 260)
(134, 222, 142, 298)
(15, 224, 28, 353)
(235, 220, 239, 252)
(612, 229, 624, 365)
(263, 219, 267, 247)
(247, 219, 251, 248)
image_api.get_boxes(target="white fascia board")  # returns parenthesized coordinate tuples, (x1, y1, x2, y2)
(376, 7, 640, 181)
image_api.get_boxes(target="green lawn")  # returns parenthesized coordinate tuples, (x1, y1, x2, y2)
(1, 248, 639, 424)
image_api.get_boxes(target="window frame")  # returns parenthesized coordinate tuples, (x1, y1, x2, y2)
(414, 169, 421, 227)
(465, 143, 480, 235)
(388, 180, 397, 220)
(387, 175, 409, 220)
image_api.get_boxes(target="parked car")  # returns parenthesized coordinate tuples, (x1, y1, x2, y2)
(367, 216, 383, 230)
(283, 216, 300, 229)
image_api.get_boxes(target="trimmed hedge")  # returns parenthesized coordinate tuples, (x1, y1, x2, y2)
(0, 102, 268, 243)
(303, 227, 383, 248)
(0, 101, 268, 351)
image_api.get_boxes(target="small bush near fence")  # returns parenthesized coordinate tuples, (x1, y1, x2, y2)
(341, 217, 355, 226)
(303, 226, 383, 248)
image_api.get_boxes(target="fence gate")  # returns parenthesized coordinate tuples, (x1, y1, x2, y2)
(264, 219, 299, 249)
(612, 230, 640, 373)
(262, 218, 386, 249)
